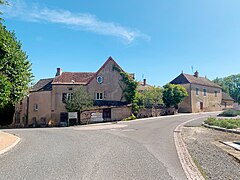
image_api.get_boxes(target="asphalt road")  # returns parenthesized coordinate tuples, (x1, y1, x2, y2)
(0, 113, 218, 180)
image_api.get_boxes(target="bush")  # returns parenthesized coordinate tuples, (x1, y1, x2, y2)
(204, 117, 240, 129)
(219, 109, 240, 117)
(122, 114, 137, 121)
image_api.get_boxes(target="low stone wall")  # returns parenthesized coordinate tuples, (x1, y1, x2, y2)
(80, 105, 132, 124)
(137, 107, 176, 118)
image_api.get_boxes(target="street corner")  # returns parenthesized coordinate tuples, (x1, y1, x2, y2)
(0, 131, 21, 155)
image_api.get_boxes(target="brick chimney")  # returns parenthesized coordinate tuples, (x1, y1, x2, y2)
(194, 71, 199, 78)
(56, 68, 62, 76)
(143, 79, 147, 86)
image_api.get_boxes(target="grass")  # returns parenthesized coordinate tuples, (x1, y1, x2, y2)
(204, 117, 240, 129)
(192, 157, 208, 179)
(218, 109, 240, 117)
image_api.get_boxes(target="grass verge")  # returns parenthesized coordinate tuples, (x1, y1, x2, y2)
(204, 117, 240, 129)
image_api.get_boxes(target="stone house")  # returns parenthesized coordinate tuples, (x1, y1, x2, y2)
(13, 57, 132, 126)
(170, 71, 222, 113)
(222, 92, 234, 109)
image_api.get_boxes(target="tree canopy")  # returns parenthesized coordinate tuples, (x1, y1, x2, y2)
(213, 74, 240, 104)
(162, 83, 188, 108)
(137, 86, 163, 108)
(65, 86, 93, 112)
(0, 23, 32, 108)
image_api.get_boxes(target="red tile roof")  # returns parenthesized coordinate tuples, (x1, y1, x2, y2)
(52, 72, 95, 85)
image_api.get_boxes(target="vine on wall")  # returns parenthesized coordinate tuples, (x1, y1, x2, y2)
(112, 65, 139, 114)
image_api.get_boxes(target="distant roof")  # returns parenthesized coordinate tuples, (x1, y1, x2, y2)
(222, 92, 234, 101)
(137, 81, 152, 91)
(31, 78, 53, 92)
(170, 73, 221, 88)
(52, 72, 95, 85)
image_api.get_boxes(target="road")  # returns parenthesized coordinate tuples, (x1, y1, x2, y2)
(0, 113, 217, 180)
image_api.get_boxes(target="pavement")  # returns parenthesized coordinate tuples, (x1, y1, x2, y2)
(0, 131, 20, 155)
(0, 112, 218, 180)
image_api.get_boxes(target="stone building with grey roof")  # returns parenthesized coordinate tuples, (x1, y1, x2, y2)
(170, 71, 222, 113)
(14, 57, 132, 127)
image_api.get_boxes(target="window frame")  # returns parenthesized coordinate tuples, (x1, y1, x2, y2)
(196, 88, 199, 96)
(203, 89, 207, 96)
(96, 92, 104, 100)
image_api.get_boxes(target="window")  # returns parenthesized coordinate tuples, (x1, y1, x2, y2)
(196, 88, 199, 95)
(215, 91, 217, 97)
(34, 104, 38, 111)
(62, 93, 73, 103)
(97, 76, 103, 84)
(203, 89, 207, 96)
(96, 92, 103, 100)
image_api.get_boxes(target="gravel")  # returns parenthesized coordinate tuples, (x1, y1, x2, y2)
(182, 127, 240, 180)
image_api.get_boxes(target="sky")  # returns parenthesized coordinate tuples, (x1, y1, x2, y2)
(1, 0, 240, 86)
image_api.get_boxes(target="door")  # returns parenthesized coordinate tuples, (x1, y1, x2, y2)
(103, 108, 111, 121)
(200, 102, 203, 111)
(60, 112, 68, 126)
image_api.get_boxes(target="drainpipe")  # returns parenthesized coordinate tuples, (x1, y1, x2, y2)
(26, 95, 29, 127)
(190, 83, 192, 113)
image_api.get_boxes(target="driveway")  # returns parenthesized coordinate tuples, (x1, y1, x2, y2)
(0, 113, 217, 180)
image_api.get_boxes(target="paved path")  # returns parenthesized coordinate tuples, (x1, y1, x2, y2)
(0, 113, 217, 180)
(0, 131, 20, 155)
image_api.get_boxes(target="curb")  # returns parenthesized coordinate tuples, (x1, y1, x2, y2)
(202, 123, 240, 135)
(0, 132, 21, 155)
(174, 117, 208, 180)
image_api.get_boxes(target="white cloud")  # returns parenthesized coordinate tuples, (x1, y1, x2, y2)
(1, 0, 150, 43)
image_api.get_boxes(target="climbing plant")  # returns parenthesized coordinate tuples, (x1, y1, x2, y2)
(112, 65, 139, 114)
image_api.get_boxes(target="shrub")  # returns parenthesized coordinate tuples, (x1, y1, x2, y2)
(219, 109, 239, 117)
(204, 117, 240, 129)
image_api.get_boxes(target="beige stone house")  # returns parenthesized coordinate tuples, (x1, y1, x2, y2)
(170, 71, 222, 113)
(14, 57, 132, 127)
(222, 92, 234, 109)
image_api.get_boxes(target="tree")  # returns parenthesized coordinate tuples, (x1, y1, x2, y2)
(162, 83, 188, 108)
(0, 21, 32, 125)
(137, 86, 163, 108)
(65, 86, 93, 112)
(213, 74, 240, 104)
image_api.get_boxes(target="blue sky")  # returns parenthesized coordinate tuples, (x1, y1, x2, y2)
(1, 0, 240, 86)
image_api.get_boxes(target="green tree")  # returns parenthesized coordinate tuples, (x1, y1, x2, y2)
(0, 21, 32, 125)
(213, 74, 240, 104)
(65, 86, 93, 112)
(138, 86, 163, 108)
(112, 65, 139, 114)
(162, 83, 188, 108)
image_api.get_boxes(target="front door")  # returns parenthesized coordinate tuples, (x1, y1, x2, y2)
(60, 112, 68, 126)
(103, 108, 111, 121)
(200, 102, 203, 111)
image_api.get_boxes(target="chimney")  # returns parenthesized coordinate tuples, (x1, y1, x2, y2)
(194, 71, 199, 78)
(56, 68, 62, 76)
(143, 79, 147, 86)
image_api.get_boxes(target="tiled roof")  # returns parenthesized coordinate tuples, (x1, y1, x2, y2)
(171, 73, 221, 88)
(137, 81, 152, 91)
(31, 78, 54, 92)
(52, 72, 95, 85)
(222, 92, 234, 101)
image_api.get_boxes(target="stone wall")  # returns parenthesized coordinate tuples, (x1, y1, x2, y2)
(137, 107, 176, 118)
